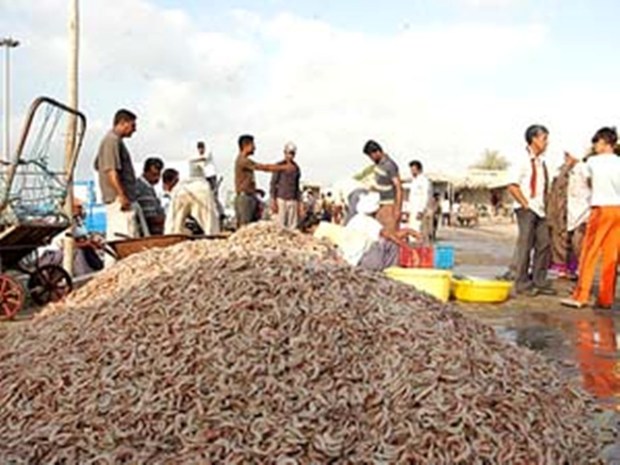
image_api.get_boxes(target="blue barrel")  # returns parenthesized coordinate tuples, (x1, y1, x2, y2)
(434, 245, 455, 270)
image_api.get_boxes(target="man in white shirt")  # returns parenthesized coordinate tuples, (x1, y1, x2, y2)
(160, 168, 179, 215)
(440, 194, 451, 227)
(563, 127, 620, 309)
(507, 124, 555, 296)
(164, 176, 220, 236)
(190, 141, 217, 190)
(312, 192, 420, 271)
(407, 160, 432, 237)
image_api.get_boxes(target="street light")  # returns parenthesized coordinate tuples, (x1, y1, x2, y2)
(0, 37, 20, 162)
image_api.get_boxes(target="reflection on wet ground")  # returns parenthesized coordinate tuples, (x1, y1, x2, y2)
(440, 225, 620, 461)
(444, 226, 620, 410)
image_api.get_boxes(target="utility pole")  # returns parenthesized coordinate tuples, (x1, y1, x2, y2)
(0, 37, 19, 162)
(63, 0, 79, 276)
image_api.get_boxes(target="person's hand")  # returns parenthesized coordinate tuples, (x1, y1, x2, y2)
(404, 229, 421, 241)
(271, 200, 279, 214)
(119, 194, 131, 211)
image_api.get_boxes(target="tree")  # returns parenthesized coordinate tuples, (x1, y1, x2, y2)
(471, 149, 510, 170)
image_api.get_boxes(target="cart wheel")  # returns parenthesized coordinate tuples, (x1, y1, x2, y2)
(27, 265, 73, 306)
(0, 274, 25, 319)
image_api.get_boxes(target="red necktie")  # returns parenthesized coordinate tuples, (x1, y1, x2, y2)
(530, 158, 537, 198)
(530, 158, 549, 200)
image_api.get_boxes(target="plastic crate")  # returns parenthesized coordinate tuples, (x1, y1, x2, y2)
(434, 245, 455, 270)
(399, 246, 434, 268)
(85, 206, 107, 233)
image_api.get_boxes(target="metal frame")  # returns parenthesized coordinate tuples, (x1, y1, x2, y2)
(0, 96, 87, 212)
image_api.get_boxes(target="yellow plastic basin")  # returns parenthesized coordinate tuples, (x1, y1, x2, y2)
(385, 268, 452, 303)
(451, 278, 513, 303)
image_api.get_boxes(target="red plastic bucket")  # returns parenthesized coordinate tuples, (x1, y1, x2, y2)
(399, 246, 434, 268)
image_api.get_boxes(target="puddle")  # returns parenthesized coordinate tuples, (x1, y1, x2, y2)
(440, 225, 620, 458)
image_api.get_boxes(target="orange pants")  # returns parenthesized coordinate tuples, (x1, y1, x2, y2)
(572, 206, 620, 306)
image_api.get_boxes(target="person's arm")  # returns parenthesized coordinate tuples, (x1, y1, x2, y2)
(99, 137, 130, 210)
(394, 228, 421, 241)
(507, 184, 529, 210)
(505, 158, 529, 210)
(379, 227, 419, 248)
(73, 236, 91, 249)
(393, 175, 403, 222)
(295, 168, 304, 217)
(270, 171, 280, 213)
(584, 159, 593, 189)
(106, 170, 131, 210)
(255, 162, 294, 173)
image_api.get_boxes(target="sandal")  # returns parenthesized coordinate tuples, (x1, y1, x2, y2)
(560, 298, 588, 309)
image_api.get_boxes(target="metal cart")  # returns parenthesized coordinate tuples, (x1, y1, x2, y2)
(0, 97, 86, 318)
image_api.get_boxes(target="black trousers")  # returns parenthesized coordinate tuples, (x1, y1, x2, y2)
(514, 208, 551, 291)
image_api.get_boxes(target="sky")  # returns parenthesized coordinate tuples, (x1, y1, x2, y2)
(1, 0, 620, 194)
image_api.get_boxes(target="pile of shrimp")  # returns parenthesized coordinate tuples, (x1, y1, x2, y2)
(0, 223, 609, 464)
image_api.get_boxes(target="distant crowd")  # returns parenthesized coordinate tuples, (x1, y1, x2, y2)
(57, 109, 619, 310)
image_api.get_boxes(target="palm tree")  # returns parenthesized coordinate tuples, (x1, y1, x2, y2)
(471, 149, 510, 170)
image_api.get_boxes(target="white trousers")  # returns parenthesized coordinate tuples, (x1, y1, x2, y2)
(276, 199, 299, 230)
(164, 180, 220, 236)
(105, 200, 148, 241)
(105, 200, 148, 267)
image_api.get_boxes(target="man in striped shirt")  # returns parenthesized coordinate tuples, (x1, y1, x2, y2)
(136, 157, 165, 235)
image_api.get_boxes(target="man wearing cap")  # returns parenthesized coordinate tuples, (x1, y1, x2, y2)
(234, 134, 295, 228)
(363, 140, 403, 231)
(270, 142, 302, 229)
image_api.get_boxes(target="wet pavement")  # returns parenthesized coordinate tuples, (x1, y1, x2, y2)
(440, 223, 620, 462)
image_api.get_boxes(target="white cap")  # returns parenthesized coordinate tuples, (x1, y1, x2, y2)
(284, 142, 297, 153)
(356, 192, 380, 215)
